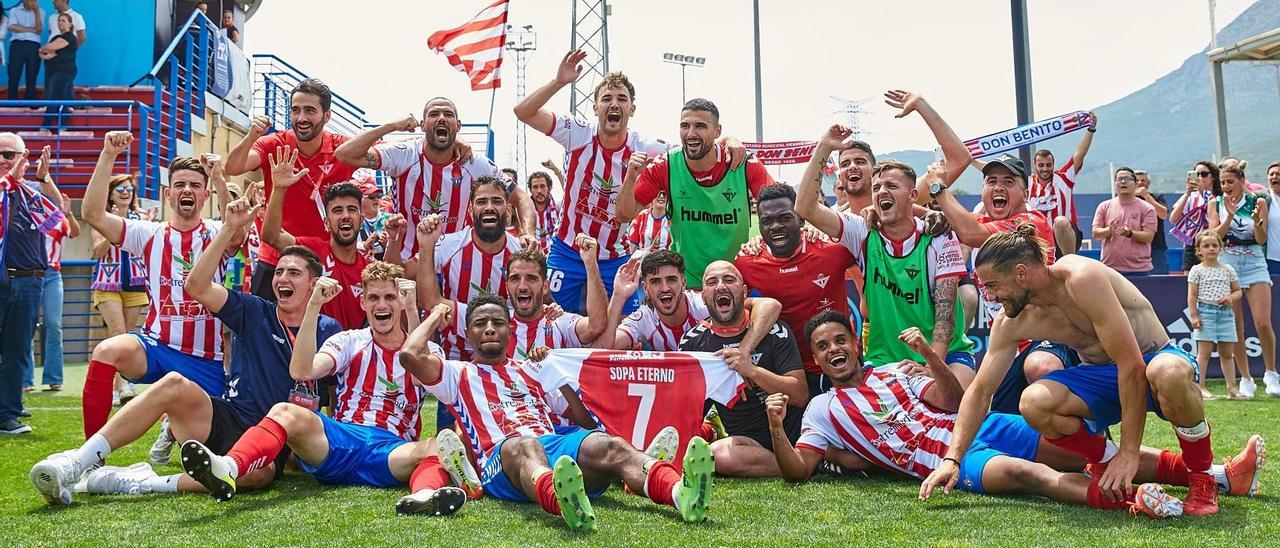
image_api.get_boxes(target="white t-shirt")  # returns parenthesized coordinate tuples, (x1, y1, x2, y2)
(47, 9, 86, 38)
(1187, 263, 1238, 305)
(1269, 191, 1280, 262)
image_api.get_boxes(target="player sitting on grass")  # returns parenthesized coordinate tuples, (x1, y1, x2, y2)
(397, 294, 715, 531)
(180, 262, 476, 517)
(766, 311, 1265, 518)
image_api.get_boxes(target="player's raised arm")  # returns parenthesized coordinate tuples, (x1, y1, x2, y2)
(738, 296, 783, 359)
(615, 151, 650, 224)
(1069, 267, 1149, 500)
(261, 146, 308, 251)
(513, 50, 586, 136)
(920, 316, 1020, 501)
(400, 303, 451, 386)
(885, 89, 971, 197)
(333, 114, 419, 169)
(223, 115, 271, 176)
(575, 235, 609, 344)
(184, 190, 260, 314)
(594, 257, 641, 349)
(898, 327, 964, 412)
(766, 394, 821, 483)
(412, 215, 452, 310)
(796, 126, 853, 238)
(82, 132, 133, 244)
(289, 277, 343, 382)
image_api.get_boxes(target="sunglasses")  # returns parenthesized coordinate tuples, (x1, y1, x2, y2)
(0, 150, 25, 160)
(114, 185, 135, 193)
(1196, 171, 1212, 178)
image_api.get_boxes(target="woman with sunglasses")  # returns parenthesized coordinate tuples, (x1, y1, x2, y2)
(1206, 162, 1275, 399)
(1170, 161, 1222, 270)
(89, 175, 149, 405)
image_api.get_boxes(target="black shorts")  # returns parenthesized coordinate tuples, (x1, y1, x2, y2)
(730, 420, 800, 453)
(205, 398, 290, 478)
(989, 340, 1081, 415)
(958, 274, 977, 288)
(249, 260, 278, 302)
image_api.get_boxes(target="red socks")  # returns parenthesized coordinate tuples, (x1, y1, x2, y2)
(226, 417, 287, 478)
(82, 360, 117, 439)
(698, 423, 716, 442)
(534, 471, 560, 516)
(1175, 424, 1213, 473)
(409, 456, 451, 493)
(644, 461, 680, 507)
(1044, 420, 1107, 463)
(1085, 478, 1134, 510)
(1156, 450, 1191, 486)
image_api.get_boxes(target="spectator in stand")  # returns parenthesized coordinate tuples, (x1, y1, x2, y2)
(1206, 162, 1275, 398)
(222, 9, 239, 45)
(1170, 161, 1220, 270)
(46, 0, 85, 45)
(25, 149, 78, 393)
(1186, 231, 1242, 400)
(90, 175, 150, 405)
(357, 178, 390, 260)
(1091, 167, 1156, 276)
(0, 8, 9, 67)
(626, 191, 671, 252)
(6, 0, 43, 101)
(37, 13, 77, 134)
(1134, 170, 1169, 274)
(831, 180, 851, 213)
(0, 133, 65, 434)
(1268, 161, 1280, 275)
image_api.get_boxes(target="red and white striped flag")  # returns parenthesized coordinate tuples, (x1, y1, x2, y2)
(428, 0, 509, 91)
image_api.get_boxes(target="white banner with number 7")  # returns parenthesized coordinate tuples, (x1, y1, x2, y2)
(531, 348, 746, 467)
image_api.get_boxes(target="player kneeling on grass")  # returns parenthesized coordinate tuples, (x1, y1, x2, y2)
(397, 294, 715, 531)
(768, 311, 1266, 517)
(28, 196, 341, 505)
(180, 262, 476, 517)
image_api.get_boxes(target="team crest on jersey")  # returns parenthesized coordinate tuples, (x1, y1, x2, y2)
(721, 191, 738, 202)
(812, 273, 830, 288)
(350, 283, 363, 298)
(319, 163, 334, 177)
(750, 353, 763, 365)
(905, 266, 921, 280)
(101, 264, 120, 277)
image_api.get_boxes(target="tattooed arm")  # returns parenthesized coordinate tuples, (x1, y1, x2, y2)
(334, 115, 420, 169)
(930, 276, 959, 360)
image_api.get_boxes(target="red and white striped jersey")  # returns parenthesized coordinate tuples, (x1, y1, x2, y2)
(120, 218, 226, 360)
(626, 210, 671, 252)
(426, 357, 559, 470)
(795, 368, 954, 479)
(434, 226, 522, 304)
(618, 290, 708, 351)
(319, 328, 429, 441)
(1027, 157, 1080, 225)
(546, 113, 667, 260)
(437, 301, 586, 361)
(534, 199, 559, 251)
(44, 218, 69, 270)
(530, 348, 744, 463)
(373, 138, 511, 262)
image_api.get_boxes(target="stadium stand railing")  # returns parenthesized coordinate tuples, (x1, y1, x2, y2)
(0, 101, 154, 198)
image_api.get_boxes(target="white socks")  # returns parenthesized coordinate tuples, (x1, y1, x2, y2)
(76, 434, 113, 472)
(147, 474, 182, 494)
(1099, 439, 1119, 463)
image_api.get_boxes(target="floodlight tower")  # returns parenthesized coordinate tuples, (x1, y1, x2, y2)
(569, 0, 610, 120)
(506, 24, 537, 180)
(830, 96, 872, 140)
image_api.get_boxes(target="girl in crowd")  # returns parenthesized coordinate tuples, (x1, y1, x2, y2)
(90, 175, 150, 404)
(1206, 162, 1275, 398)
(1186, 231, 1242, 399)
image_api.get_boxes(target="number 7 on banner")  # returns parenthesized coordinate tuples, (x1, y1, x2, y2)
(627, 383, 657, 448)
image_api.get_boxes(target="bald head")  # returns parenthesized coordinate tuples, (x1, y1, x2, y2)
(701, 261, 748, 326)
(422, 97, 461, 152)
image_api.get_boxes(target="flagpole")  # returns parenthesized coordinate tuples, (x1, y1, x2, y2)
(488, 86, 498, 128)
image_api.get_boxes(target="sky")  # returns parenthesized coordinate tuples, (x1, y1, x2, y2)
(243, 0, 1256, 184)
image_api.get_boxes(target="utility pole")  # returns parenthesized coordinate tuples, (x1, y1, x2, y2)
(506, 25, 537, 180)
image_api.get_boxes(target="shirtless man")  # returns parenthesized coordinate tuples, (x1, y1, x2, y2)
(920, 224, 1220, 515)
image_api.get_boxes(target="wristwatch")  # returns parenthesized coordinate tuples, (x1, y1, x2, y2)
(929, 182, 947, 199)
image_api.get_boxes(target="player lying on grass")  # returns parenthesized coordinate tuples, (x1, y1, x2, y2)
(921, 225, 1231, 515)
(767, 311, 1265, 518)
(180, 262, 478, 517)
(29, 195, 339, 505)
(397, 294, 715, 531)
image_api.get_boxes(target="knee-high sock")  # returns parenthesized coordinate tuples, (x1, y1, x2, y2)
(1086, 478, 1135, 510)
(409, 456, 451, 492)
(1156, 450, 1191, 486)
(82, 360, 117, 439)
(534, 471, 560, 516)
(643, 461, 680, 507)
(1174, 421, 1213, 473)
(1043, 419, 1107, 463)
(225, 417, 287, 478)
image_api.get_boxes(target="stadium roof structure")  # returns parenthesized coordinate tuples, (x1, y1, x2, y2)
(1207, 27, 1280, 156)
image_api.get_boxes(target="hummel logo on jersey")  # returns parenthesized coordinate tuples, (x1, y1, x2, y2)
(721, 191, 738, 202)
(905, 266, 921, 280)
(227, 377, 240, 398)
(779, 266, 798, 274)
(812, 273, 830, 288)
